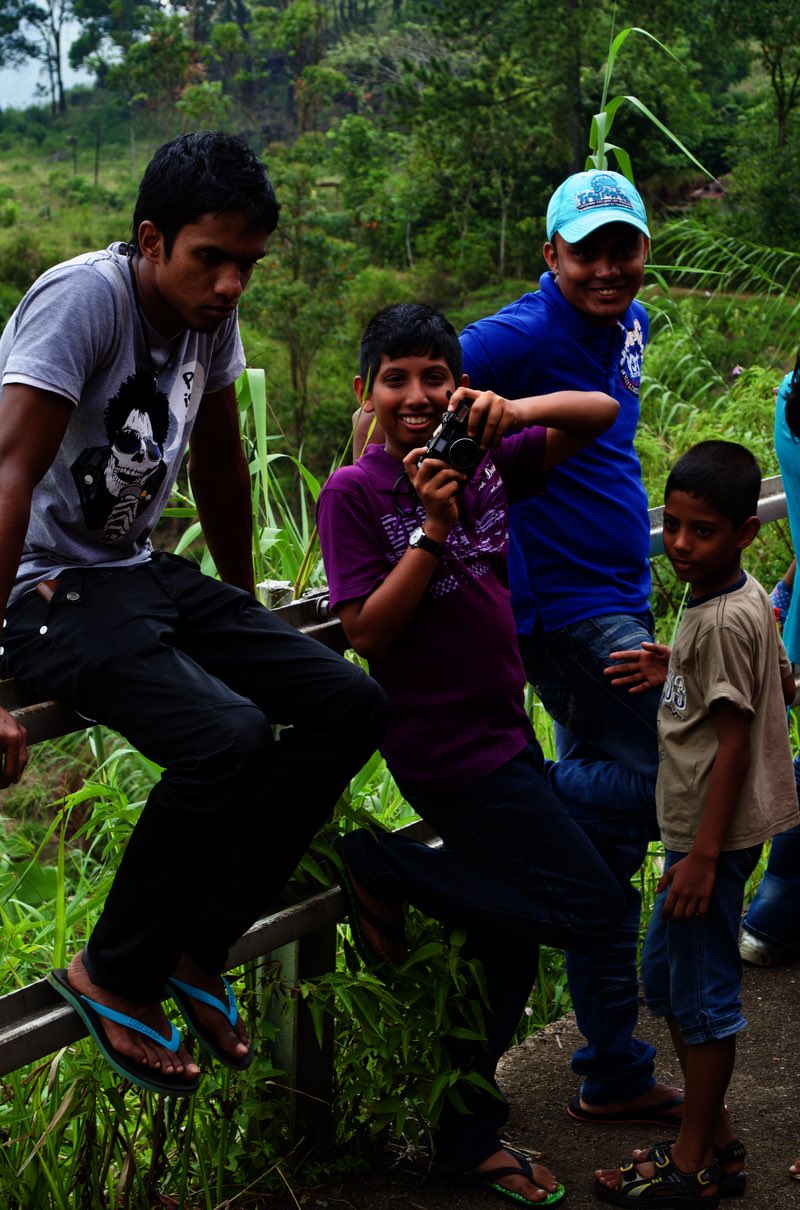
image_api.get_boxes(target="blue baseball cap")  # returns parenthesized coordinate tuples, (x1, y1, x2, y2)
(546, 170, 650, 243)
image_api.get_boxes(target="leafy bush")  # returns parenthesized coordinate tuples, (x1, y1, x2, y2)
(0, 199, 19, 228)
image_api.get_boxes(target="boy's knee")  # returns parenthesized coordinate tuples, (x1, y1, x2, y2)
(197, 703, 273, 782)
(352, 673, 389, 737)
(320, 666, 388, 741)
(586, 879, 627, 936)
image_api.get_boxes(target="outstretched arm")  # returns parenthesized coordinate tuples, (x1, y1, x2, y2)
(605, 641, 672, 694)
(450, 387, 619, 472)
(0, 384, 74, 786)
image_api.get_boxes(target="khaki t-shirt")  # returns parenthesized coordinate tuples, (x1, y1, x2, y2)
(657, 573, 799, 851)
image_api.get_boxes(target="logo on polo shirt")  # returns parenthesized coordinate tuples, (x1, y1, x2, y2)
(663, 666, 686, 718)
(619, 317, 645, 396)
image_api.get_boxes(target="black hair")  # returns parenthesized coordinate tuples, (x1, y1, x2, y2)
(665, 440, 761, 526)
(130, 131, 279, 256)
(359, 303, 462, 386)
(784, 349, 800, 439)
(105, 370, 171, 446)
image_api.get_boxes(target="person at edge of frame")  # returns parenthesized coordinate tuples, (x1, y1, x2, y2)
(0, 130, 387, 1098)
(595, 440, 798, 1204)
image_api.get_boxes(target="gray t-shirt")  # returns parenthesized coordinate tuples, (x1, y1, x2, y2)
(0, 243, 246, 603)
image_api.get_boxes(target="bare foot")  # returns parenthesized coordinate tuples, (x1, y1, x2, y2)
(474, 1148, 561, 1204)
(171, 955, 251, 1064)
(344, 861, 408, 966)
(790, 1158, 800, 1180)
(66, 953, 200, 1079)
(575, 1079, 684, 1125)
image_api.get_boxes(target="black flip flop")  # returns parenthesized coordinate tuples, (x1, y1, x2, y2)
(438, 1145, 566, 1206)
(48, 968, 200, 1097)
(568, 1092, 685, 1128)
(334, 839, 405, 969)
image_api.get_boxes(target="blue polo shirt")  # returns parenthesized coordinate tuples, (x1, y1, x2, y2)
(460, 271, 651, 634)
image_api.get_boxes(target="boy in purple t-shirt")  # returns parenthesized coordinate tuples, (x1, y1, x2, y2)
(316, 302, 625, 1206)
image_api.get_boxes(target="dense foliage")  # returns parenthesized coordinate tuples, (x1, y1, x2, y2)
(1, 0, 800, 474)
(2, 3, 800, 1204)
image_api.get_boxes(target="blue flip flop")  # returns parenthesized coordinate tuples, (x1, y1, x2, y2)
(167, 976, 254, 1069)
(48, 968, 199, 1097)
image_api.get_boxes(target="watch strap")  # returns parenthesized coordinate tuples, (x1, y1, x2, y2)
(409, 527, 444, 557)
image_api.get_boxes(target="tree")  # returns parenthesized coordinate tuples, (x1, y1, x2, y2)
(69, 0, 161, 76)
(104, 14, 199, 144)
(244, 133, 364, 457)
(712, 0, 800, 148)
(1, 0, 73, 115)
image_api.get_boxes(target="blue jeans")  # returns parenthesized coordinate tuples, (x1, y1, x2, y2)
(1, 553, 387, 999)
(519, 611, 660, 1103)
(519, 611, 660, 776)
(343, 742, 625, 1170)
(743, 754, 800, 950)
(642, 846, 762, 1044)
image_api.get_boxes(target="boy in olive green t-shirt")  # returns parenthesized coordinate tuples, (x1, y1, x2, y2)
(595, 440, 798, 1206)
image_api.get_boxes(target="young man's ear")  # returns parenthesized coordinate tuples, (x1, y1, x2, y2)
(542, 240, 558, 274)
(137, 220, 166, 264)
(353, 375, 372, 410)
(737, 515, 760, 550)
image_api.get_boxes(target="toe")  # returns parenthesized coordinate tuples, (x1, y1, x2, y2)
(594, 1167, 622, 1189)
(476, 1150, 558, 1203)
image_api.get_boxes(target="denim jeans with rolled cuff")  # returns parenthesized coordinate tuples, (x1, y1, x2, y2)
(518, 609, 661, 1105)
(643, 845, 762, 1043)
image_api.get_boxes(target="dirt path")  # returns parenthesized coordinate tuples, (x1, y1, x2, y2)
(290, 962, 800, 1209)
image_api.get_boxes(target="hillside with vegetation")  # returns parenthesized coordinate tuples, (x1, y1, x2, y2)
(1, 0, 799, 484)
(1, 1, 800, 1205)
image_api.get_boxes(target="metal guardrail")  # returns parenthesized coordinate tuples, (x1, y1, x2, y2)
(648, 472, 786, 556)
(0, 473, 791, 1133)
(0, 595, 358, 1141)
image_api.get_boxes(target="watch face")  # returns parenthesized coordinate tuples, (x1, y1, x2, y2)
(409, 526, 442, 555)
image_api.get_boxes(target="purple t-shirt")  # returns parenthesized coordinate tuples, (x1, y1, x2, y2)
(316, 427, 546, 793)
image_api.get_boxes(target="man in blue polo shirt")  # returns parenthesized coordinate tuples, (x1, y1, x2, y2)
(460, 171, 681, 1128)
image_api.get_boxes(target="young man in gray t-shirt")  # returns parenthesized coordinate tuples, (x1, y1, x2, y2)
(0, 132, 386, 1096)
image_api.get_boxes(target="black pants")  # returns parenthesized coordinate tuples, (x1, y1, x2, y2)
(343, 743, 625, 1170)
(2, 553, 387, 999)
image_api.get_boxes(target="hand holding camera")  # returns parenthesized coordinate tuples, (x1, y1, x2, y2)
(417, 396, 486, 480)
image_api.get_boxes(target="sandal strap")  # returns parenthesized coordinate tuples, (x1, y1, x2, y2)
(84, 996, 180, 1053)
(169, 975, 238, 1027)
(616, 1142, 720, 1199)
(716, 1138, 746, 1166)
(476, 1152, 534, 1186)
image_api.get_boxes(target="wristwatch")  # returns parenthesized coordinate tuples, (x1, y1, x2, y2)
(408, 526, 444, 557)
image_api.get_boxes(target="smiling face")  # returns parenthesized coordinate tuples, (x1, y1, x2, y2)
(543, 222, 648, 327)
(662, 489, 759, 599)
(355, 352, 467, 461)
(134, 210, 269, 337)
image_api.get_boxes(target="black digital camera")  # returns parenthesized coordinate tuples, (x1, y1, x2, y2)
(418, 399, 484, 479)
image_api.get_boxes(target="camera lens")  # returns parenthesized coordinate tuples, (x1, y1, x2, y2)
(448, 437, 481, 472)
